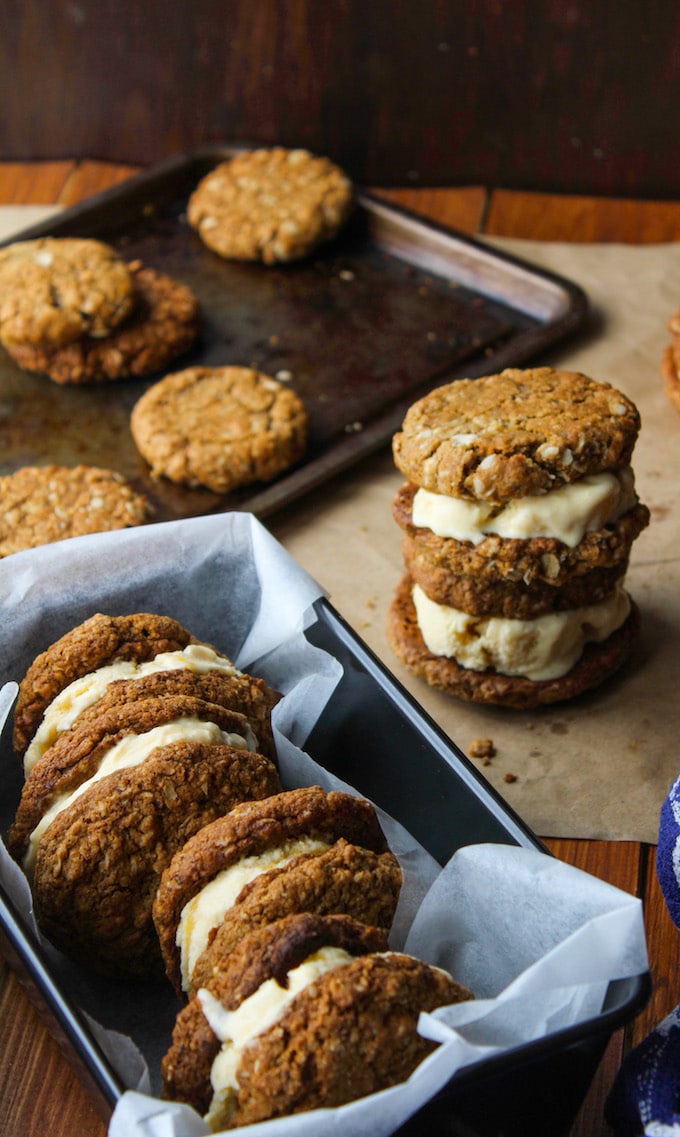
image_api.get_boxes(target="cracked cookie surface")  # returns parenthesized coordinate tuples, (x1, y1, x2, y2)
(0, 464, 150, 559)
(0, 237, 135, 348)
(13, 612, 198, 758)
(392, 368, 641, 504)
(5, 263, 199, 384)
(188, 147, 354, 264)
(130, 365, 308, 492)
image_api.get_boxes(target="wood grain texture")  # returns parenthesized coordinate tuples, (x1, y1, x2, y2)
(1, 2, 680, 197)
(1, 161, 680, 1137)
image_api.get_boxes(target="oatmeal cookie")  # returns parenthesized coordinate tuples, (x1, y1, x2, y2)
(162, 913, 390, 1117)
(8, 693, 259, 865)
(153, 785, 398, 994)
(13, 612, 199, 759)
(0, 237, 135, 348)
(402, 535, 628, 618)
(130, 365, 308, 492)
(189, 840, 403, 996)
(170, 934, 470, 1129)
(4, 263, 199, 384)
(392, 368, 641, 503)
(393, 481, 649, 594)
(76, 668, 280, 762)
(31, 743, 281, 977)
(387, 573, 641, 709)
(187, 147, 354, 264)
(0, 464, 151, 559)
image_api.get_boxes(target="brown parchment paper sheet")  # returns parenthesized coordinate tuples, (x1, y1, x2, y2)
(270, 239, 680, 845)
(0, 209, 676, 843)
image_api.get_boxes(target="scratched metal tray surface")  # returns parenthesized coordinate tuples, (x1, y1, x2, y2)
(0, 145, 588, 521)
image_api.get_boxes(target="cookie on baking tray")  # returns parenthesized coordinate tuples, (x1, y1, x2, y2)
(0, 237, 136, 348)
(387, 367, 649, 708)
(130, 365, 308, 493)
(152, 785, 402, 996)
(187, 147, 354, 264)
(161, 912, 472, 1130)
(0, 464, 151, 559)
(4, 263, 200, 385)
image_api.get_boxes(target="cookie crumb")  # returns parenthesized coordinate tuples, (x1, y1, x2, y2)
(468, 737, 496, 759)
(503, 772, 518, 783)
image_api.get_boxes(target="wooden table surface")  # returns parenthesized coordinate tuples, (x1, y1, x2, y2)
(1, 160, 680, 1137)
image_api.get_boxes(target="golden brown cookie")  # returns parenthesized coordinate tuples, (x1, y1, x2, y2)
(0, 237, 135, 348)
(387, 573, 641, 709)
(73, 668, 280, 762)
(31, 743, 281, 978)
(165, 914, 471, 1130)
(393, 480, 650, 614)
(152, 785, 400, 995)
(190, 840, 403, 996)
(392, 368, 641, 504)
(130, 365, 308, 492)
(187, 147, 354, 264)
(4, 263, 199, 384)
(13, 612, 198, 758)
(0, 465, 151, 559)
(8, 693, 259, 866)
(162, 913, 390, 1118)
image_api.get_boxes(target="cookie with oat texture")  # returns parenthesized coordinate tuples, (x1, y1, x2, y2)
(188, 147, 354, 264)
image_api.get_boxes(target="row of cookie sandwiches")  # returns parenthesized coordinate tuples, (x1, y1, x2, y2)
(388, 366, 650, 708)
(8, 611, 281, 976)
(6, 610, 473, 1130)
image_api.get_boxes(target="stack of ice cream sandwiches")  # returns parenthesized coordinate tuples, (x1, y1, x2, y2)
(387, 367, 650, 708)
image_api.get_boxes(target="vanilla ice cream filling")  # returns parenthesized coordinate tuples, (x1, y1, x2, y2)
(176, 837, 331, 992)
(199, 945, 358, 1129)
(24, 715, 252, 877)
(413, 581, 630, 681)
(412, 467, 637, 547)
(23, 644, 241, 775)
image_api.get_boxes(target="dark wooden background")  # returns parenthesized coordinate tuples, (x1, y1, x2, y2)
(1, 0, 679, 198)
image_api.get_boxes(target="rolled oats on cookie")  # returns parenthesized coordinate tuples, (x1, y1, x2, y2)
(5, 262, 200, 384)
(0, 464, 151, 558)
(0, 237, 135, 348)
(130, 365, 308, 493)
(188, 147, 354, 264)
(387, 367, 649, 707)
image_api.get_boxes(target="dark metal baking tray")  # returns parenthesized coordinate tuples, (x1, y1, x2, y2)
(0, 145, 588, 521)
(0, 596, 649, 1137)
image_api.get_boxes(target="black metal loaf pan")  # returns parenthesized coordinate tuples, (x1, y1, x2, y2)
(0, 594, 649, 1137)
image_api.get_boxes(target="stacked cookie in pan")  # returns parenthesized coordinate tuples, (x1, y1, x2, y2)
(388, 367, 650, 708)
(6, 610, 472, 1130)
(0, 236, 199, 385)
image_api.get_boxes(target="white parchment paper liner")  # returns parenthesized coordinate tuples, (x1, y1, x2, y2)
(0, 513, 649, 1137)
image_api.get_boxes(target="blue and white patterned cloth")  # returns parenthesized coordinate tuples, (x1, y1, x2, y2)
(606, 775, 680, 1135)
